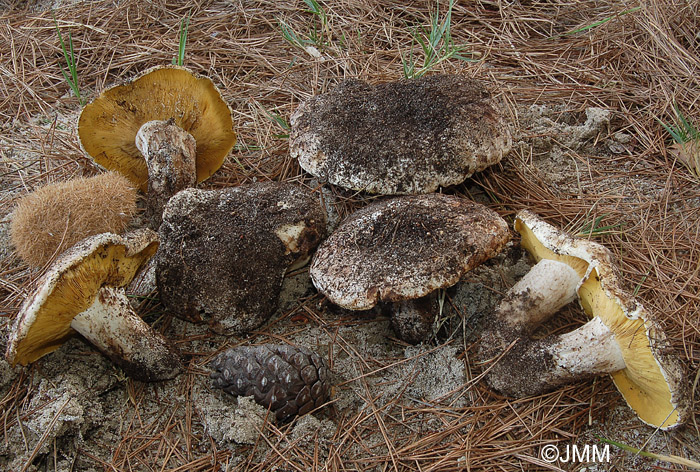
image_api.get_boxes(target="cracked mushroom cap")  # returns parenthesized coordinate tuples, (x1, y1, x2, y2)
(290, 74, 512, 195)
(515, 210, 688, 429)
(156, 182, 326, 334)
(310, 194, 510, 310)
(78, 65, 236, 192)
(6, 229, 158, 366)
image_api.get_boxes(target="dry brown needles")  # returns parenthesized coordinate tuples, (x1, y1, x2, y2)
(0, 0, 699, 470)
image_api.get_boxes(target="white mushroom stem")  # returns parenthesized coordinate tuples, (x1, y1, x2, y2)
(135, 119, 196, 228)
(482, 258, 627, 397)
(496, 258, 580, 333)
(486, 316, 627, 397)
(551, 316, 626, 376)
(70, 286, 181, 381)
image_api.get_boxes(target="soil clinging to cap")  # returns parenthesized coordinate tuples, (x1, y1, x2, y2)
(290, 75, 512, 195)
(310, 194, 511, 310)
(156, 182, 326, 334)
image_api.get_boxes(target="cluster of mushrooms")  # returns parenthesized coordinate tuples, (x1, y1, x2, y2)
(6, 69, 689, 429)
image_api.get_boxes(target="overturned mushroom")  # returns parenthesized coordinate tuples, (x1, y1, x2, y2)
(156, 182, 326, 334)
(5, 229, 182, 382)
(290, 75, 512, 195)
(480, 210, 688, 430)
(78, 65, 236, 227)
(310, 194, 510, 343)
(211, 344, 330, 422)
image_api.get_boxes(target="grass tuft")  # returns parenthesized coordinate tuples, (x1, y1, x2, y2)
(659, 104, 700, 177)
(53, 15, 83, 105)
(402, 0, 474, 78)
(575, 213, 623, 238)
(172, 12, 190, 66)
(279, 0, 330, 52)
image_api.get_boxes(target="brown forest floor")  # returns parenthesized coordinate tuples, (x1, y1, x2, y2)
(0, 0, 699, 471)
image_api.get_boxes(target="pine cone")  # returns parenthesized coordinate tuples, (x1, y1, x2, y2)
(210, 344, 330, 421)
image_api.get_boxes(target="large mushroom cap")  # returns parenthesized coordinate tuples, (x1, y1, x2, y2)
(6, 229, 158, 366)
(310, 194, 510, 310)
(515, 210, 688, 429)
(156, 182, 326, 334)
(78, 65, 236, 192)
(290, 75, 512, 195)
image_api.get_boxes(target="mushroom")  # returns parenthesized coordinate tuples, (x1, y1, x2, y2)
(5, 229, 182, 382)
(480, 210, 688, 429)
(78, 65, 236, 227)
(290, 74, 512, 195)
(156, 182, 326, 334)
(309, 194, 511, 343)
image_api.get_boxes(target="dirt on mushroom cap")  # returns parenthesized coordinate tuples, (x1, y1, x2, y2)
(310, 194, 511, 310)
(290, 75, 512, 195)
(156, 182, 327, 334)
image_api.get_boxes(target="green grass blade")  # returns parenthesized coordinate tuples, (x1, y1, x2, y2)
(173, 13, 190, 66)
(658, 119, 685, 144)
(595, 436, 700, 468)
(575, 213, 623, 237)
(675, 105, 699, 139)
(279, 18, 308, 49)
(53, 16, 83, 105)
(564, 7, 641, 36)
(260, 106, 291, 139)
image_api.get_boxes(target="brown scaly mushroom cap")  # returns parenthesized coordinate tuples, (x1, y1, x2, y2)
(480, 210, 688, 430)
(156, 182, 327, 334)
(5, 229, 182, 382)
(78, 65, 236, 226)
(290, 75, 512, 195)
(310, 194, 511, 342)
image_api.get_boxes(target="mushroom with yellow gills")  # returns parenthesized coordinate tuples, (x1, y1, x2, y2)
(5, 229, 182, 382)
(78, 65, 236, 226)
(480, 210, 688, 430)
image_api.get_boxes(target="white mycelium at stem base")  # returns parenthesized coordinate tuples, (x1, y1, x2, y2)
(484, 258, 626, 397)
(70, 286, 181, 382)
(135, 119, 197, 228)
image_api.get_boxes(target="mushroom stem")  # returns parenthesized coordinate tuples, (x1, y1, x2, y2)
(481, 258, 628, 397)
(135, 119, 196, 228)
(70, 286, 182, 381)
(486, 316, 626, 397)
(495, 258, 580, 334)
(389, 294, 438, 344)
